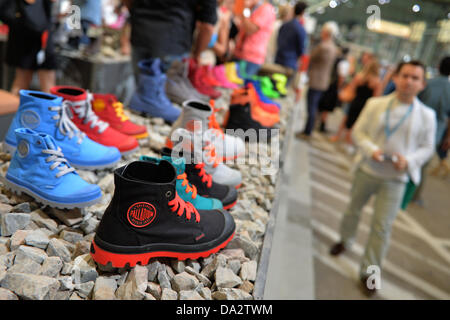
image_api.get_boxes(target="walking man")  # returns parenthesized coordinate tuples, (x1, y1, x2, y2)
(329, 60, 437, 296)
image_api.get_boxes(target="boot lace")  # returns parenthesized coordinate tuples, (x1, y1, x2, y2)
(49, 101, 86, 144)
(194, 163, 213, 188)
(177, 173, 198, 199)
(112, 101, 129, 122)
(168, 192, 200, 223)
(68, 92, 109, 133)
(203, 143, 221, 169)
(207, 100, 225, 139)
(42, 147, 75, 178)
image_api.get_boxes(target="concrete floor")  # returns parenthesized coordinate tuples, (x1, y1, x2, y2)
(264, 93, 450, 300)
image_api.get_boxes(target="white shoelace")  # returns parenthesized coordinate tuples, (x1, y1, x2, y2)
(49, 101, 86, 144)
(67, 92, 109, 133)
(42, 147, 75, 178)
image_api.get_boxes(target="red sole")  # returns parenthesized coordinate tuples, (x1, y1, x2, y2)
(223, 200, 237, 210)
(90, 232, 235, 268)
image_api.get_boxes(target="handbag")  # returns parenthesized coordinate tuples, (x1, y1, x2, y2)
(338, 81, 356, 103)
(0, 0, 49, 34)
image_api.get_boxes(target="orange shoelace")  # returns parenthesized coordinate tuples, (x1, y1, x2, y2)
(203, 143, 221, 168)
(208, 99, 224, 139)
(177, 173, 197, 199)
(112, 101, 129, 122)
(194, 163, 213, 188)
(168, 192, 200, 223)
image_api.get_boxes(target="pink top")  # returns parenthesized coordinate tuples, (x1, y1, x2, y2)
(234, 3, 276, 65)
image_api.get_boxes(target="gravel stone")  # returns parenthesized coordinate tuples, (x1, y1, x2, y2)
(25, 229, 50, 250)
(215, 267, 243, 288)
(47, 238, 71, 262)
(1, 272, 60, 300)
(1, 212, 31, 236)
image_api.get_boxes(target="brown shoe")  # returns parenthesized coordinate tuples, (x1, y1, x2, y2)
(329, 242, 346, 256)
(360, 276, 377, 297)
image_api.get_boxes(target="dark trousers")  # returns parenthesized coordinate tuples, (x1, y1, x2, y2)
(303, 88, 324, 135)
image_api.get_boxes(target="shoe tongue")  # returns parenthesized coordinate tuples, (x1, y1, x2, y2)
(41, 134, 57, 150)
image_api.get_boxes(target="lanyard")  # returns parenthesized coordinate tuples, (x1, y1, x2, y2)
(384, 98, 413, 139)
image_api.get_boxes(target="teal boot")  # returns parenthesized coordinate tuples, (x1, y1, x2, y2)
(140, 155, 223, 210)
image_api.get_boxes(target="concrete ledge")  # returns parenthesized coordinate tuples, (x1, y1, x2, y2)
(254, 93, 315, 299)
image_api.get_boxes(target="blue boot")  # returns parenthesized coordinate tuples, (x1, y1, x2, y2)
(130, 58, 181, 124)
(3, 90, 121, 170)
(1, 128, 102, 209)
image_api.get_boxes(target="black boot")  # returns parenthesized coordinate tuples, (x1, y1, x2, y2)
(90, 160, 235, 268)
(225, 103, 277, 142)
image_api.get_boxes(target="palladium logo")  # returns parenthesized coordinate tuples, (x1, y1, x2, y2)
(127, 202, 157, 228)
(20, 110, 41, 129)
(17, 140, 29, 158)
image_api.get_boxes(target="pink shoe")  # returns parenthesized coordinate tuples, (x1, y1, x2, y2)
(213, 65, 239, 89)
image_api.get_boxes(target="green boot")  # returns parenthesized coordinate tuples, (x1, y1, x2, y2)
(272, 73, 288, 96)
(259, 76, 280, 98)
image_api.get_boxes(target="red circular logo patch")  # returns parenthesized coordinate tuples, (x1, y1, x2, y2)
(127, 202, 156, 228)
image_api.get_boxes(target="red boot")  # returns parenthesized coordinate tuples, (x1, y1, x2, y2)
(188, 58, 221, 99)
(91, 93, 148, 139)
(51, 86, 139, 155)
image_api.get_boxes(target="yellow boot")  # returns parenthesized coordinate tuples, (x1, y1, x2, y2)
(225, 62, 244, 85)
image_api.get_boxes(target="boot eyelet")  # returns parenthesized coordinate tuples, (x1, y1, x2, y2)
(165, 191, 172, 198)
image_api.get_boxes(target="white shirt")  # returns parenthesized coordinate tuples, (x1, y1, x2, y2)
(352, 93, 437, 185)
(360, 101, 413, 182)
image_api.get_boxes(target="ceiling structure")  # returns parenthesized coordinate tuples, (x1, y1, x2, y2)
(273, 0, 450, 27)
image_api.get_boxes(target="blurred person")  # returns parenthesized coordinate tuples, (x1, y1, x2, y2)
(330, 50, 374, 143)
(3, 0, 57, 95)
(412, 56, 450, 204)
(317, 46, 350, 133)
(122, 0, 218, 78)
(266, 3, 293, 64)
(274, 1, 307, 85)
(342, 59, 382, 147)
(356, 50, 374, 73)
(329, 61, 436, 296)
(71, 0, 102, 49)
(211, 0, 235, 63)
(380, 64, 396, 95)
(233, 0, 276, 77)
(296, 21, 339, 140)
